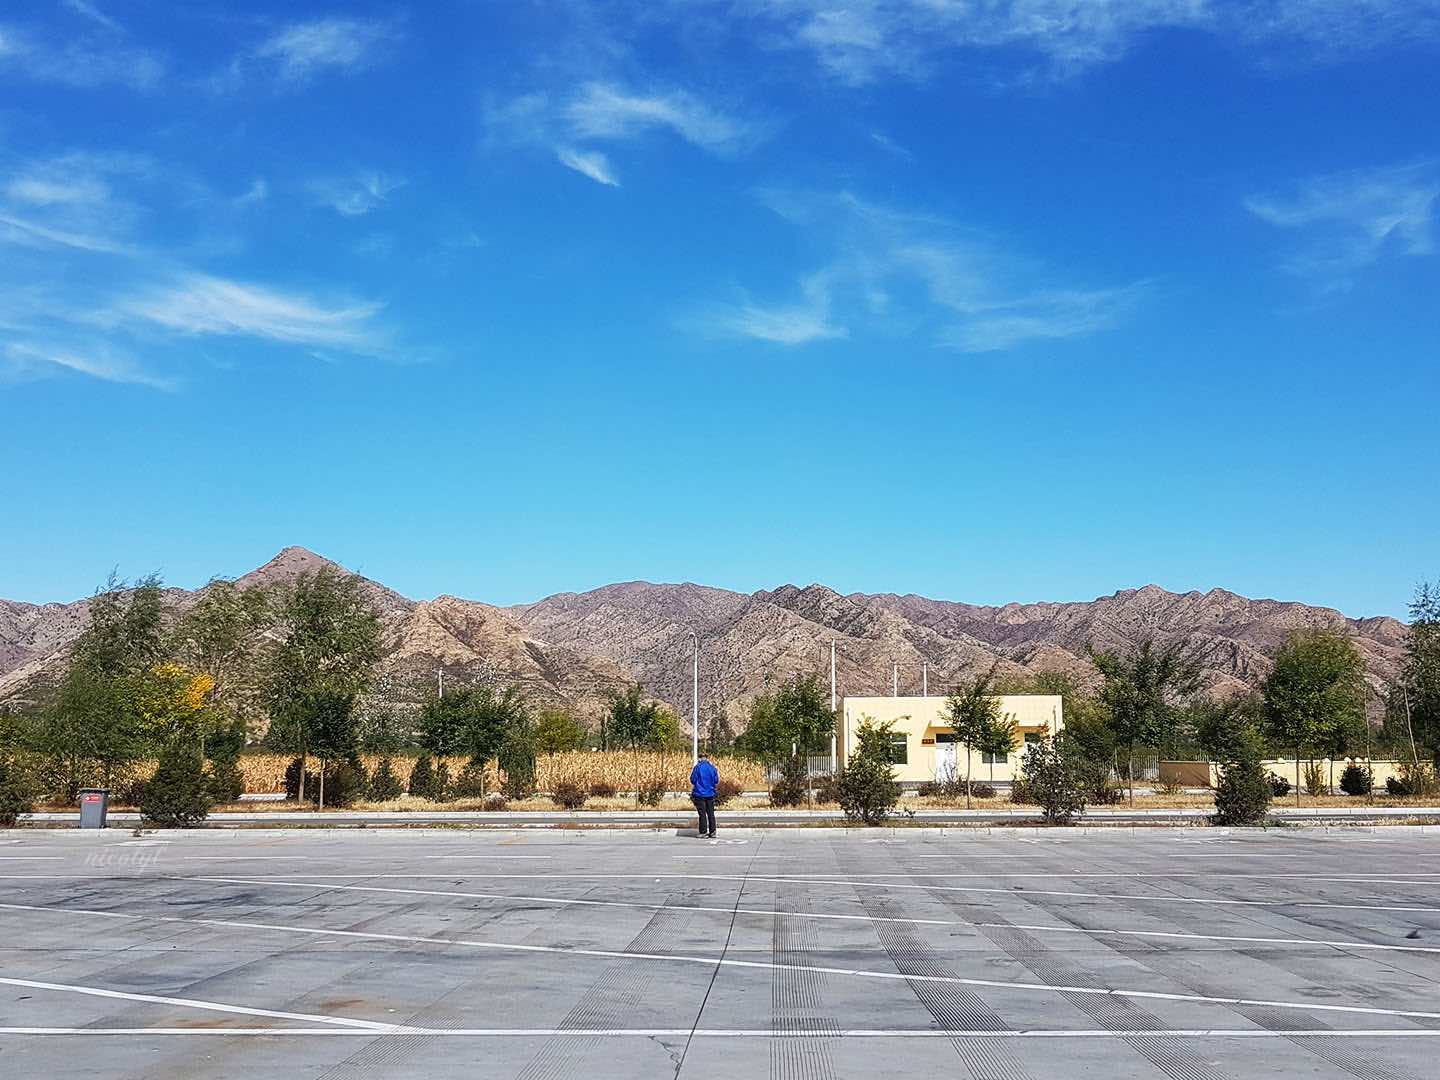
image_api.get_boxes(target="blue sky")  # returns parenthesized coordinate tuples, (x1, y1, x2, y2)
(2, 2, 1437, 617)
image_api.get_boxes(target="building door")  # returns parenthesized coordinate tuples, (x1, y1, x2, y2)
(934, 741, 957, 781)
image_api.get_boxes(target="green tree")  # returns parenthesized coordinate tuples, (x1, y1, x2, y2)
(837, 718, 900, 825)
(940, 664, 1003, 808)
(609, 684, 661, 750)
(976, 713, 1020, 783)
(1019, 732, 1089, 825)
(1089, 639, 1206, 805)
(302, 690, 359, 808)
(263, 567, 381, 801)
(703, 710, 736, 755)
(1263, 629, 1366, 802)
(498, 724, 538, 799)
(1403, 581, 1440, 765)
(1211, 713, 1272, 826)
(741, 674, 835, 765)
(418, 685, 529, 765)
(534, 708, 587, 754)
(40, 574, 170, 797)
(169, 578, 271, 728)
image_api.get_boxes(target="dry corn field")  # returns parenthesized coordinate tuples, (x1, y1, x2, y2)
(223, 751, 766, 794)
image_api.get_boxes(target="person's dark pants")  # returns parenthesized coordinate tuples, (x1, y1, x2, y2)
(693, 796, 716, 837)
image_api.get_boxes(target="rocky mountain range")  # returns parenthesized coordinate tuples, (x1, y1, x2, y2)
(0, 546, 1410, 728)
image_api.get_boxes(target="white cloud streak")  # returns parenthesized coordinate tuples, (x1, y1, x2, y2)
(311, 171, 405, 216)
(117, 274, 385, 351)
(736, 0, 1440, 84)
(488, 80, 757, 184)
(3, 342, 174, 391)
(698, 191, 1138, 352)
(0, 21, 163, 89)
(253, 17, 395, 83)
(555, 147, 619, 187)
(1246, 163, 1439, 285)
(564, 82, 752, 154)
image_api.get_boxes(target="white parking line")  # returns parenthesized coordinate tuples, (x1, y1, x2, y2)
(2, 1028, 1440, 1039)
(181, 876, 1440, 955)
(0, 976, 417, 1032)
(424, 855, 554, 860)
(185, 872, 1440, 914)
(3, 900, 1439, 1023)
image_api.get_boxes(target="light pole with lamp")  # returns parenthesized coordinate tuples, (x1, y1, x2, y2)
(690, 630, 700, 764)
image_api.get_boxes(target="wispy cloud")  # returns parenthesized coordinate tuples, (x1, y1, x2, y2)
(61, 0, 120, 33)
(555, 146, 619, 187)
(1246, 162, 1439, 287)
(0, 211, 132, 255)
(253, 17, 396, 83)
(564, 83, 753, 154)
(0, 20, 163, 89)
(696, 191, 1139, 352)
(3, 341, 174, 391)
(487, 80, 758, 184)
(310, 171, 405, 216)
(116, 273, 385, 351)
(234, 178, 269, 207)
(735, 0, 1440, 85)
(699, 273, 846, 345)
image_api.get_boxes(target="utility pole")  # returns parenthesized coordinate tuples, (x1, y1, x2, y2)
(923, 661, 928, 698)
(690, 630, 700, 764)
(437, 670, 444, 698)
(892, 658, 898, 698)
(829, 641, 837, 773)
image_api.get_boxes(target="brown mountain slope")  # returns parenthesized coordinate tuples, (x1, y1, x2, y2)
(0, 548, 1411, 728)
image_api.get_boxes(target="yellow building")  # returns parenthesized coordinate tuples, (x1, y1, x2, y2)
(839, 695, 1064, 784)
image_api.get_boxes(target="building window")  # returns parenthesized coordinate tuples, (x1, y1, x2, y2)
(888, 735, 909, 765)
(981, 750, 1008, 765)
(1023, 732, 1043, 746)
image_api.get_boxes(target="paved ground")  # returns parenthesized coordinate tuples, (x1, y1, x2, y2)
(1, 828, 1438, 1078)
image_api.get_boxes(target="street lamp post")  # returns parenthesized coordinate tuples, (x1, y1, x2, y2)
(690, 630, 700, 764)
(830, 640, 837, 772)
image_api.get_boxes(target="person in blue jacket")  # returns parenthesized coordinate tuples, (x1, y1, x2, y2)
(690, 752, 720, 839)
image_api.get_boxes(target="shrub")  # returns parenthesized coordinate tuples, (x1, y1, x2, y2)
(837, 720, 901, 825)
(433, 760, 454, 802)
(969, 782, 997, 800)
(551, 779, 588, 810)
(1212, 756, 1271, 826)
(408, 754, 437, 799)
(368, 756, 404, 801)
(205, 759, 245, 804)
(284, 757, 314, 801)
(588, 780, 617, 797)
(499, 732, 537, 800)
(1267, 772, 1292, 797)
(1008, 778, 1034, 804)
(1387, 762, 1439, 797)
(769, 754, 810, 808)
(713, 777, 744, 806)
(1019, 736, 1087, 825)
(141, 742, 212, 827)
(1339, 763, 1373, 797)
(837, 752, 899, 825)
(482, 794, 509, 812)
(453, 762, 488, 799)
(813, 773, 838, 804)
(1303, 761, 1327, 797)
(0, 756, 35, 826)
(636, 776, 667, 805)
(318, 760, 368, 808)
(1075, 758, 1121, 805)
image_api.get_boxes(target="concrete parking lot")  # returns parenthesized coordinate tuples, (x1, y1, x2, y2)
(1, 827, 1438, 1078)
